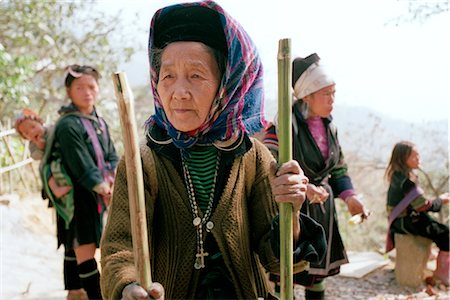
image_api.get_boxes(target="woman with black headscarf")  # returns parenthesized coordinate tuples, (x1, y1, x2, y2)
(264, 53, 370, 299)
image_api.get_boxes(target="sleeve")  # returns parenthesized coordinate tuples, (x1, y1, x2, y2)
(270, 213, 326, 265)
(262, 123, 279, 160)
(249, 141, 310, 275)
(429, 197, 443, 212)
(29, 142, 44, 160)
(100, 145, 157, 300)
(402, 178, 442, 213)
(56, 117, 103, 191)
(247, 142, 280, 273)
(99, 159, 137, 299)
(103, 119, 119, 169)
(328, 128, 355, 197)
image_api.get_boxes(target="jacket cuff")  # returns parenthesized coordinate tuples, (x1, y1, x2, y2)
(270, 213, 326, 264)
(339, 189, 356, 203)
(431, 197, 443, 212)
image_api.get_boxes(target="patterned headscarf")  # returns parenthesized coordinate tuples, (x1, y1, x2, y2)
(146, 0, 266, 149)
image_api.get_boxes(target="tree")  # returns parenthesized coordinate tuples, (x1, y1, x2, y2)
(389, 0, 449, 25)
(0, 44, 35, 115)
(0, 0, 140, 121)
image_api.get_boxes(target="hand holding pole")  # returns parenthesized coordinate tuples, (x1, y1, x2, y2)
(277, 38, 293, 300)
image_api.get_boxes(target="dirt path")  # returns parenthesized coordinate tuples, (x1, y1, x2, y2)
(300, 264, 449, 299)
(1, 193, 448, 300)
(1, 193, 66, 299)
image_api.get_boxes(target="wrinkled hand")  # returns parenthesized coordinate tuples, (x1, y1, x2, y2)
(346, 195, 370, 220)
(122, 282, 165, 300)
(270, 160, 308, 213)
(306, 184, 329, 204)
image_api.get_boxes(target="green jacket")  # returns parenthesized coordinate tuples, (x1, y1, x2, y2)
(100, 139, 309, 299)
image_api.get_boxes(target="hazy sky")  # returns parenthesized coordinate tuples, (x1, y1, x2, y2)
(97, 0, 449, 123)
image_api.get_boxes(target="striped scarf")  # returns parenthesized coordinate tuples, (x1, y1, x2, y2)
(146, 0, 266, 149)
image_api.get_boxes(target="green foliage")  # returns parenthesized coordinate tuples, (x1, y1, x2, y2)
(0, 44, 36, 114)
(0, 0, 139, 123)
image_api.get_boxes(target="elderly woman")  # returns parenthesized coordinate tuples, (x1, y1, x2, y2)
(264, 53, 369, 299)
(100, 1, 325, 299)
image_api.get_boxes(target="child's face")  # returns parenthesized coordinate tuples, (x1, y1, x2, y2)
(17, 119, 45, 145)
(406, 147, 421, 170)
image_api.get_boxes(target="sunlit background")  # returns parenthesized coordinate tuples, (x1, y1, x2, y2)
(98, 0, 449, 123)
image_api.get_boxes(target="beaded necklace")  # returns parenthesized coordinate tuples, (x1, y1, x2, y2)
(181, 150, 221, 269)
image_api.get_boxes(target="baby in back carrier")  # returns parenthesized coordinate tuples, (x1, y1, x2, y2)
(15, 108, 72, 201)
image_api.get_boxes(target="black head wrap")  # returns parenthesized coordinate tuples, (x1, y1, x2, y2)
(153, 5, 227, 56)
(292, 53, 320, 88)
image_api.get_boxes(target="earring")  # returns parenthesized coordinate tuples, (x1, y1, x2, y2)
(300, 100, 310, 119)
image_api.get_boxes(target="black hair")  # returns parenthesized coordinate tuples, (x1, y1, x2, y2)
(65, 65, 100, 88)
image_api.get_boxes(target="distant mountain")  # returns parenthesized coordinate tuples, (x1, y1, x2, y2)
(332, 105, 448, 171)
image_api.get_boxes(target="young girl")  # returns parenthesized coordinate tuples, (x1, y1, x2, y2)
(51, 65, 118, 299)
(15, 109, 88, 300)
(385, 141, 449, 285)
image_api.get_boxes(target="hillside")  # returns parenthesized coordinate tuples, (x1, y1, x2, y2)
(333, 105, 448, 170)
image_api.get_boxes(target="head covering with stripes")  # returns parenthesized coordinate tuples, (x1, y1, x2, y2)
(146, 0, 266, 149)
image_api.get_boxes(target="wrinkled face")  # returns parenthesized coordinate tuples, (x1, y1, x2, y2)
(66, 74, 99, 114)
(304, 84, 336, 118)
(17, 119, 45, 145)
(156, 41, 221, 133)
(406, 146, 421, 170)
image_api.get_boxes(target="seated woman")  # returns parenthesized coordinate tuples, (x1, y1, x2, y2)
(385, 141, 449, 286)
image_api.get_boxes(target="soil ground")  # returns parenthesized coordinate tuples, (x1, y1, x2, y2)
(1, 193, 448, 300)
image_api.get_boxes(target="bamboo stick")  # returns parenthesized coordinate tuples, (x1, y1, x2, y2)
(277, 38, 293, 300)
(112, 72, 152, 290)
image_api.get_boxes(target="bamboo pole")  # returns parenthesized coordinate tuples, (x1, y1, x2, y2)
(277, 38, 293, 300)
(112, 72, 152, 290)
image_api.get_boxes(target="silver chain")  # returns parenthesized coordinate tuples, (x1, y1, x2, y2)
(181, 151, 221, 269)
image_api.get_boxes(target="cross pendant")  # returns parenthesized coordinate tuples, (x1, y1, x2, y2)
(195, 249, 209, 269)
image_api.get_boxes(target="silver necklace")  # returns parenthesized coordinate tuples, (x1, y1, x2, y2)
(181, 151, 221, 269)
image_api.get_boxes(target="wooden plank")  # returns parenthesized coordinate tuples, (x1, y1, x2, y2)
(2, 135, 30, 192)
(0, 129, 16, 138)
(340, 251, 389, 278)
(0, 158, 34, 174)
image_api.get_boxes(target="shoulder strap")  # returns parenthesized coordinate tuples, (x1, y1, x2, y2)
(40, 112, 80, 165)
(80, 117, 106, 172)
(40, 125, 56, 172)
